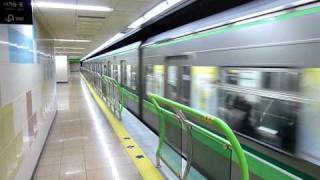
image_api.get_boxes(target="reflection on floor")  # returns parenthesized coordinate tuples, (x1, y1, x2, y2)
(121, 110, 178, 180)
(34, 73, 142, 180)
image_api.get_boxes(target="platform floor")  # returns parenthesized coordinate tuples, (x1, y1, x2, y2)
(34, 73, 142, 180)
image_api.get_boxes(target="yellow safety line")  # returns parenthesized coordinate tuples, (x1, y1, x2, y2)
(81, 74, 164, 180)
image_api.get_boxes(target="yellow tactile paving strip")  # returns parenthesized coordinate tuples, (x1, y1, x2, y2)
(81, 74, 164, 180)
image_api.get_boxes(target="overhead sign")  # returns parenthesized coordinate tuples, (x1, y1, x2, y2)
(0, 0, 33, 24)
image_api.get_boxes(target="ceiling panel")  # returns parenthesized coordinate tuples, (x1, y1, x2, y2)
(34, 0, 164, 57)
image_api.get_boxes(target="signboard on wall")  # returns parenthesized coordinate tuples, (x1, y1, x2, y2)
(0, 0, 33, 24)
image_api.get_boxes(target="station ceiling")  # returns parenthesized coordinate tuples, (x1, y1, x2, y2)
(33, 0, 162, 57)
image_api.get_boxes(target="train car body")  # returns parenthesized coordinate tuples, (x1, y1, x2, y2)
(82, 2, 320, 179)
(85, 42, 141, 117)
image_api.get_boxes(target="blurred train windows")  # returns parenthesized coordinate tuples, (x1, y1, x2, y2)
(220, 68, 301, 93)
(125, 65, 137, 90)
(165, 66, 192, 105)
(190, 66, 218, 115)
(145, 65, 165, 96)
(145, 65, 153, 96)
(131, 65, 137, 90)
(126, 65, 132, 88)
(167, 66, 179, 101)
(112, 64, 121, 82)
(216, 68, 303, 152)
(262, 71, 300, 92)
(218, 90, 298, 151)
(141, 63, 320, 160)
(180, 66, 191, 105)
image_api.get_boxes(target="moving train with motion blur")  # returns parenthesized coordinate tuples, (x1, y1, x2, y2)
(81, 1, 320, 179)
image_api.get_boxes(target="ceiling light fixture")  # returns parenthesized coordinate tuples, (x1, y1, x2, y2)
(81, 33, 124, 60)
(32, 2, 113, 12)
(128, 17, 145, 29)
(54, 39, 91, 43)
(128, 0, 183, 29)
(55, 47, 86, 50)
(56, 51, 83, 54)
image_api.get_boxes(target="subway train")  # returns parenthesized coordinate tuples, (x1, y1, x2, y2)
(82, 1, 320, 179)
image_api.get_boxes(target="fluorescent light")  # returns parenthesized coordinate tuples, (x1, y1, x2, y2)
(55, 47, 86, 50)
(145, 0, 183, 21)
(144, 2, 168, 21)
(81, 33, 124, 60)
(54, 39, 91, 43)
(56, 51, 83, 54)
(32, 2, 113, 12)
(37, 38, 91, 42)
(128, 17, 145, 29)
(128, 0, 183, 29)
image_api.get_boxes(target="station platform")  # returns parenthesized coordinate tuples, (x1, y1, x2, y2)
(34, 73, 173, 180)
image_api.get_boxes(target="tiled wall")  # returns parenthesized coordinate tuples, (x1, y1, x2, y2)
(0, 18, 57, 180)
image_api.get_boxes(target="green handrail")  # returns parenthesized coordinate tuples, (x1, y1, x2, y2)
(148, 93, 249, 180)
(101, 75, 125, 113)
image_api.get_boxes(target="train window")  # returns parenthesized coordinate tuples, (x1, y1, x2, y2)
(145, 65, 153, 95)
(112, 64, 118, 81)
(181, 66, 191, 104)
(126, 65, 132, 88)
(117, 65, 121, 82)
(218, 90, 299, 151)
(166, 65, 191, 105)
(131, 65, 137, 90)
(216, 68, 305, 153)
(126, 65, 137, 90)
(220, 68, 301, 93)
(191, 66, 219, 115)
(167, 66, 178, 101)
(145, 65, 164, 96)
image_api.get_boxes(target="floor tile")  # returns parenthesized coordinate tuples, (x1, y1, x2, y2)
(36, 164, 60, 177)
(34, 73, 141, 180)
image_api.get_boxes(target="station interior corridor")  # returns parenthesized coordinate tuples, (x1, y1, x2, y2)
(34, 73, 141, 180)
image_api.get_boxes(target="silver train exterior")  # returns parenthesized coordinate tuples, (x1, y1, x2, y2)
(82, 2, 320, 179)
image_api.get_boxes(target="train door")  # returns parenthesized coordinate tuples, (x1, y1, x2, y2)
(165, 56, 191, 106)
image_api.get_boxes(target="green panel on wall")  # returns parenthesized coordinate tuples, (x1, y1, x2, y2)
(68, 57, 80, 64)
